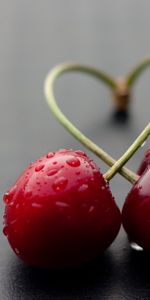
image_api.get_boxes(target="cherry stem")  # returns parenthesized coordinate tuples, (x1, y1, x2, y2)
(44, 62, 139, 184)
(126, 56, 150, 87)
(104, 123, 150, 181)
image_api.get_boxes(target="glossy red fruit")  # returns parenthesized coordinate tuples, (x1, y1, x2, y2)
(3, 149, 121, 268)
(137, 148, 150, 176)
(122, 168, 150, 250)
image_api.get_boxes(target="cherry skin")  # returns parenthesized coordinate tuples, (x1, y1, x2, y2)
(3, 149, 121, 268)
(122, 167, 150, 250)
(137, 148, 150, 176)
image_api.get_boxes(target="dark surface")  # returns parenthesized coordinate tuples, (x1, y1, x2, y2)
(1, 1, 150, 299)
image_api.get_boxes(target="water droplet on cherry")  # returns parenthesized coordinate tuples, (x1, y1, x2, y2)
(47, 168, 58, 176)
(47, 152, 54, 158)
(75, 150, 87, 157)
(52, 177, 68, 192)
(14, 248, 20, 255)
(35, 165, 44, 172)
(130, 242, 143, 251)
(88, 206, 94, 213)
(66, 157, 80, 167)
(78, 184, 88, 192)
(3, 185, 17, 204)
(31, 203, 42, 208)
(3, 226, 8, 236)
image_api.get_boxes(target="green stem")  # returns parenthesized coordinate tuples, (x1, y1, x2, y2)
(126, 57, 150, 87)
(104, 123, 150, 181)
(44, 62, 138, 184)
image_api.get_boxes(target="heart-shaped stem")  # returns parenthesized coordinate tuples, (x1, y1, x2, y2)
(44, 62, 143, 184)
(126, 56, 150, 87)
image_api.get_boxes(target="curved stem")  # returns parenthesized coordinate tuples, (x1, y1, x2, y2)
(126, 57, 150, 87)
(104, 123, 150, 181)
(44, 62, 138, 184)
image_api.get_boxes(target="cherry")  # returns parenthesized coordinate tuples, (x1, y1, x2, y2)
(137, 148, 150, 176)
(122, 167, 150, 250)
(3, 149, 121, 268)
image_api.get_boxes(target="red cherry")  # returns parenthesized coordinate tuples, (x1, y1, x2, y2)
(122, 168, 150, 250)
(137, 148, 150, 175)
(3, 149, 121, 268)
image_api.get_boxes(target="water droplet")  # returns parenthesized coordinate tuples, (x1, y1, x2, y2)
(78, 184, 88, 192)
(75, 150, 87, 157)
(130, 242, 143, 251)
(10, 219, 17, 225)
(31, 203, 42, 208)
(55, 201, 69, 208)
(76, 171, 80, 175)
(52, 177, 68, 192)
(3, 185, 17, 204)
(35, 164, 44, 172)
(66, 157, 80, 167)
(16, 203, 19, 209)
(47, 168, 58, 176)
(141, 141, 146, 147)
(89, 206, 94, 213)
(14, 248, 20, 255)
(47, 152, 54, 158)
(101, 186, 106, 190)
(3, 226, 8, 236)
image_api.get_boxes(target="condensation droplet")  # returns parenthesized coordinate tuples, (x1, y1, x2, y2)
(141, 141, 146, 147)
(66, 157, 80, 167)
(47, 168, 58, 176)
(47, 152, 54, 158)
(52, 177, 68, 192)
(78, 184, 88, 192)
(3, 185, 17, 204)
(14, 248, 20, 255)
(10, 219, 17, 225)
(89, 206, 94, 213)
(3, 226, 8, 236)
(130, 242, 143, 251)
(35, 164, 44, 172)
(75, 150, 87, 157)
(31, 203, 42, 208)
(101, 186, 106, 190)
(55, 201, 69, 208)
(76, 171, 80, 175)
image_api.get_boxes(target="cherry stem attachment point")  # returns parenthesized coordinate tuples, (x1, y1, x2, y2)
(104, 123, 150, 182)
(44, 62, 141, 184)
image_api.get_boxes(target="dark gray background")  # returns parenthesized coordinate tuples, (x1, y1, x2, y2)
(0, 1, 150, 299)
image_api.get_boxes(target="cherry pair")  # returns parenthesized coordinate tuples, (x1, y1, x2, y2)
(3, 147, 150, 268)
